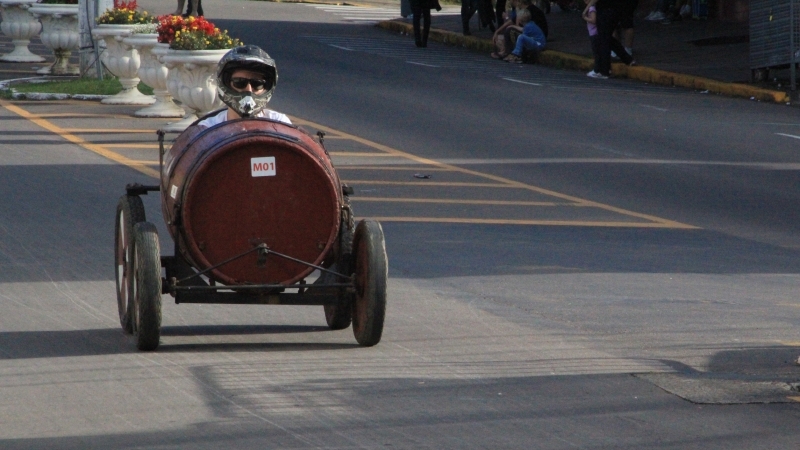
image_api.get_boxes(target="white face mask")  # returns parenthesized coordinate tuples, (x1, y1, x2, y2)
(238, 96, 257, 117)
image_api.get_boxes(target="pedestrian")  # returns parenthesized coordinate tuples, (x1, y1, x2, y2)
(175, 0, 202, 17)
(478, 0, 496, 32)
(461, 0, 478, 35)
(410, 0, 442, 47)
(582, 0, 601, 73)
(490, 0, 520, 59)
(502, 8, 546, 63)
(590, 0, 634, 79)
(615, 0, 637, 58)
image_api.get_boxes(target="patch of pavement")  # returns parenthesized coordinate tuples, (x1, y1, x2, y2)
(636, 372, 800, 404)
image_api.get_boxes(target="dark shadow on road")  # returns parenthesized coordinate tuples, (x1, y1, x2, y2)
(157, 341, 359, 353)
(161, 324, 330, 337)
(0, 326, 359, 359)
(1, 371, 799, 449)
(0, 328, 134, 360)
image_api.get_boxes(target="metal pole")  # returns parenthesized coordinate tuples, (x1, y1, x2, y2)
(791, 0, 796, 92)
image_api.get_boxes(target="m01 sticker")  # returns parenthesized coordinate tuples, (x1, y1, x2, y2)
(251, 157, 276, 177)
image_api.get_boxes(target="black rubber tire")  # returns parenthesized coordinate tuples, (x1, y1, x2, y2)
(351, 219, 387, 347)
(133, 222, 162, 351)
(324, 197, 354, 330)
(114, 195, 145, 334)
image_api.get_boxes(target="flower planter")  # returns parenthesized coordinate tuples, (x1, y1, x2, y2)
(91, 23, 155, 105)
(28, 3, 79, 75)
(122, 36, 183, 118)
(159, 48, 228, 132)
(0, 0, 44, 63)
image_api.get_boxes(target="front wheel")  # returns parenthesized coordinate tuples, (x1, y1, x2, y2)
(351, 219, 387, 347)
(133, 222, 162, 351)
(114, 195, 145, 334)
(324, 197, 355, 330)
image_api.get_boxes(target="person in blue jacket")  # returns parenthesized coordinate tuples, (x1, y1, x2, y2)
(503, 8, 546, 63)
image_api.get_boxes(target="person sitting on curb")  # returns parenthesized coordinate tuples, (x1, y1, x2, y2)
(503, 8, 546, 64)
(490, 0, 520, 59)
(198, 45, 292, 128)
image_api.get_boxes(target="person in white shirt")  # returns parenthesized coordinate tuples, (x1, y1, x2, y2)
(198, 45, 291, 129)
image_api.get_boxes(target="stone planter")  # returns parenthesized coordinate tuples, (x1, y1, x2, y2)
(159, 48, 228, 132)
(122, 36, 183, 118)
(28, 3, 79, 75)
(91, 23, 155, 105)
(0, 0, 44, 62)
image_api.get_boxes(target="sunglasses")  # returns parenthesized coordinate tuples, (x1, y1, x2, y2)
(230, 77, 269, 91)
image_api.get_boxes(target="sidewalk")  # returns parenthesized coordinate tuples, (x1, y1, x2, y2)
(372, 1, 792, 103)
(0, 0, 791, 104)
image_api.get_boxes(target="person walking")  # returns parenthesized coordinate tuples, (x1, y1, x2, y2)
(591, 0, 634, 79)
(411, 0, 442, 47)
(461, 0, 478, 35)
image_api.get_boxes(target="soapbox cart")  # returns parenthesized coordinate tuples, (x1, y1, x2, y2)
(114, 116, 387, 351)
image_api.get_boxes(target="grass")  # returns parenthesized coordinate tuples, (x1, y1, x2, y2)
(11, 77, 153, 96)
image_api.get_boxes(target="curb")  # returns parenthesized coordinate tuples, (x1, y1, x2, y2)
(377, 20, 790, 104)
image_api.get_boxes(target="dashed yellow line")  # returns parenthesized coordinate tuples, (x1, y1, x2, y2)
(104, 143, 161, 148)
(329, 152, 398, 157)
(294, 117, 698, 229)
(344, 180, 514, 188)
(355, 197, 569, 206)
(2, 102, 698, 229)
(0, 99, 159, 178)
(32, 113, 134, 119)
(366, 217, 682, 227)
(337, 166, 454, 171)
(62, 128, 157, 133)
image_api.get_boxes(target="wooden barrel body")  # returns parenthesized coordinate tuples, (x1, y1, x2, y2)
(161, 118, 342, 286)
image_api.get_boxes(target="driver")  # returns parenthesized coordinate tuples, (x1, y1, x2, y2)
(198, 45, 292, 128)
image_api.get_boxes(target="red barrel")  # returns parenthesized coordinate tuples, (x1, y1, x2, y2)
(161, 118, 342, 286)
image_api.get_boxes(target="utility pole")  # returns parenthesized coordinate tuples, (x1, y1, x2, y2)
(78, 0, 113, 78)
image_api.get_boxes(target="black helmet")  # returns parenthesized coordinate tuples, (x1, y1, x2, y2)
(216, 45, 278, 117)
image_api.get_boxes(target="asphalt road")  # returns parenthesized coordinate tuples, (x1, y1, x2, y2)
(1, 1, 800, 448)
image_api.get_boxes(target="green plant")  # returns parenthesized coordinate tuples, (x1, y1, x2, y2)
(11, 78, 153, 96)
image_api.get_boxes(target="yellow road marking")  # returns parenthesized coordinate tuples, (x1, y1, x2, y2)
(293, 117, 698, 229)
(1, 102, 698, 229)
(62, 128, 158, 133)
(330, 152, 399, 157)
(355, 197, 570, 206)
(365, 217, 682, 227)
(779, 341, 800, 346)
(33, 113, 135, 119)
(337, 166, 454, 171)
(345, 180, 513, 188)
(788, 397, 800, 403)
(103, 143, 161, 149)
(0, 99, 160, 178)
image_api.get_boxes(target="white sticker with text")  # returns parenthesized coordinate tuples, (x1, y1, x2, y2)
(170, 185, 178, 199)
(251, 157, 276, 177)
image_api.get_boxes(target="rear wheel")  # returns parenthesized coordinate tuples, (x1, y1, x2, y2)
(132, 222, 162, 351)
(351, 219, 387, 347)
(324, 197, 354, 330)
(114, 195, 145, 334)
